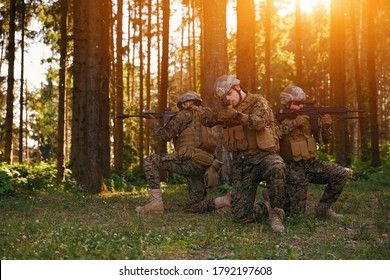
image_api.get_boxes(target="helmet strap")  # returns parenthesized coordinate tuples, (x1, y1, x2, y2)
(232, 87, 243, 103)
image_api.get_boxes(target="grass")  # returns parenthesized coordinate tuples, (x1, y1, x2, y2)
(1, 169, 389, 260)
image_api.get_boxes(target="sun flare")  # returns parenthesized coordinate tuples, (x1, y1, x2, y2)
(297, 0, 330, 13)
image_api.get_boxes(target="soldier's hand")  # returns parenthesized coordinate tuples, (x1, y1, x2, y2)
(295, 115, 310, 127)
(218, 105, 238, 120)
(320, 114, 332, 125)
(147, 114, 159, 127)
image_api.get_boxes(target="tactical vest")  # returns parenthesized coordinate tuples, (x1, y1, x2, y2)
(223, 94, 279, 153)
(173, 106, 217, 155)
(279, 117, 317, 161)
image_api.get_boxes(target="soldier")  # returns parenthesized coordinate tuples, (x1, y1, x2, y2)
(136, 90, 230, 214)
(201, 74, 286, 233)
(278, 86, 350, 220)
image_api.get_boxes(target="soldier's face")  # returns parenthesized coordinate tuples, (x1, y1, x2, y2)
(181, 100, 193, 109)
(225, 87, 241, 107)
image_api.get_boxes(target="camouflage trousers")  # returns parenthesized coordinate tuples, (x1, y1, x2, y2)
(143, 153, 215, 213)
(230, 152, 286, 223)
(284, 158, 349, 216)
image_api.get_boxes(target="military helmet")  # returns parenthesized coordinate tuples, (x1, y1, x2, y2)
(213, 74, 240, 98)
(280, 86, 306, 105)
(177, 90, 202, 108)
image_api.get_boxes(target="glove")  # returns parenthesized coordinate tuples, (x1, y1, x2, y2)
(295, 115, 310, 127)
(218, 105, 238, 120)
(204, 159, 223, 189)
(320, 114, 332, 125)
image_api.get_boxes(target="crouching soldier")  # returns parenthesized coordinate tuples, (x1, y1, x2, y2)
(136, 90, 230, 214)
(201, 75, 286, 233)
(278, 86, 350, 220)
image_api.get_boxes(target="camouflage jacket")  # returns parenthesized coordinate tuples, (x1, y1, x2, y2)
(151, 105, 209, 142)
(278, 114, 333, 145)
(201, 93, 273, 132)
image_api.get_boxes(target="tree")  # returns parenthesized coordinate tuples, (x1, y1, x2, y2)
(366, 0, 380, 166)
(236, 0, 256, 92)
(57, 0, 68, 180)
(145, 0, 152, 156)
(4, 0, 16, 164)
(330, 0, 347, 166)
(201, 0, 228, 102)
(114, 0, 124, 171)
(138, 0, 145, 173)
(263, 0, 273, 100)
(18, 0, 26, 163)
(349, 0, 368, 160)
(157, 0, 170, 175)
(201, 0, 228, 182)
(71, 0, 111, 193)
(295, 0, 303, 87)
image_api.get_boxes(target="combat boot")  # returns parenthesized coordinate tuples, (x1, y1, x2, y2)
(269, 208, 286, 233)
(214, 191, 232, 209)
(135, 189, 164, 213)
(315, 202, 343, 221)
(262, 189, 286, 233)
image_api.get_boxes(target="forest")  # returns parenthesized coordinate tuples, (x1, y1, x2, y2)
(0, 0, 389, 261)
(0, 0, 389, 192)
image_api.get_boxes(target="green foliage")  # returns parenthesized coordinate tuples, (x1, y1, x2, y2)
(0, 163, 151, 194)
(316, 145, 335, 162)
(0, 162, 72, 194)
(381, 141, 390, 165)
(0, 167, 16, 194)
(28, 74, 59, 162)
(104, 169, 146, 192)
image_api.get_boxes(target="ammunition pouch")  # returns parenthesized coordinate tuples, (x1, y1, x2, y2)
(178, 147, 215, 166)
(289, 137, 316, 161)
(204, 159, 223, 189)
(256, 126, 279, 152)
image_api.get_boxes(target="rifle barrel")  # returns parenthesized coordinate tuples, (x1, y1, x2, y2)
(116, 114, 139, 118)
(116, 112, 177, 119)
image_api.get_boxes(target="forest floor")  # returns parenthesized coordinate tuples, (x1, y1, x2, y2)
(1, 166, 389, 260)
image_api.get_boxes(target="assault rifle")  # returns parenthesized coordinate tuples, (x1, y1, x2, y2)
(116, 108, 177, 125)
(276, 105, 365, 142)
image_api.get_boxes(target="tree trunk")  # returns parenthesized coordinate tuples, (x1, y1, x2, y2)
(264, 0, 273, 100)
(201, 0, 228, 102)
(19, 0, 26, 163)
(366, 0, 380, 166)
(350, 0, 368, 160)
(146, 0, 152, 156)
(72, 0, 111, 193)
(330, 0, 347, 166)
(179, 14, 184, 91)
(57, 0, 68, 180)
(237, 0, 256, 92)
(202, 0, 229, 182)
(295, 0, 303, 87)
(138, 0, 145, 173)
(157, 0, 170, 181)
(191, 0, 197, 91)
(5, 0, 16, 164)
(114, 0, 124, 171)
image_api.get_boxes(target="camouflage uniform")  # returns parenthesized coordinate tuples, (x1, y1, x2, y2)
(279, 115, 349, 216)
(202, 93, 286, 223)
(145, 105, 216, 213)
